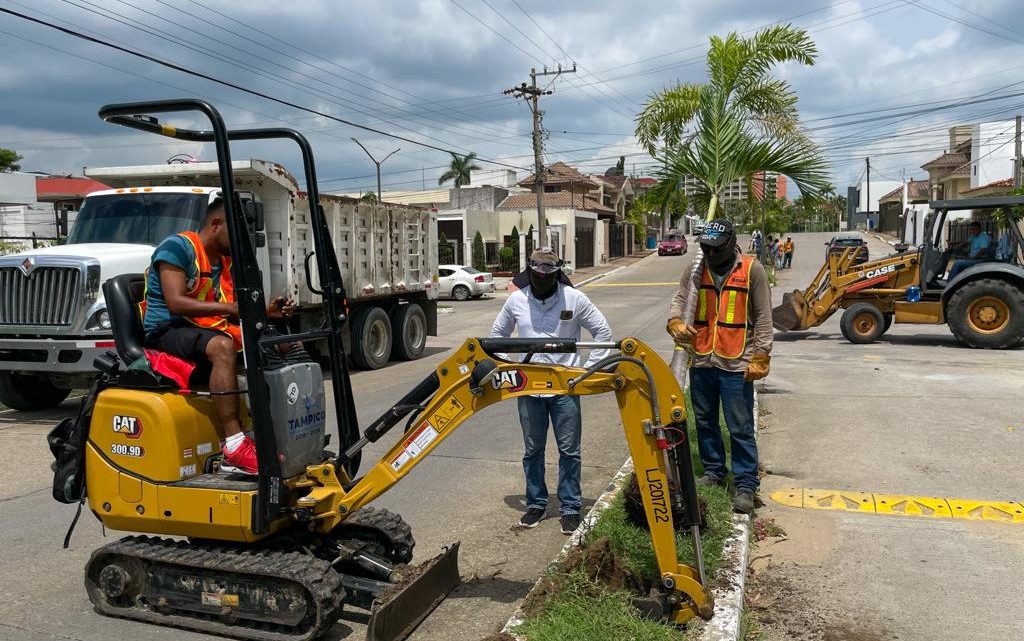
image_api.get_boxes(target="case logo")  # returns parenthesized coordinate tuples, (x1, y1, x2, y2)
(112, 415, 143, 438)
(492, 369, 528, 392)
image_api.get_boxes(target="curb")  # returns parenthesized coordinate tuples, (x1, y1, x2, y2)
(500, 457, 636, 637)
(694, 513, 750, 641)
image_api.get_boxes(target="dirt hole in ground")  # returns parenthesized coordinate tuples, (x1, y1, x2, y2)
(519, 536, 645, 619)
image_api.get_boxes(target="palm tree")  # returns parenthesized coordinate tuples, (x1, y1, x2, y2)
(636, 25, 829, 332)
(636, 26, 830, 225)
(438, 152, 482, 188)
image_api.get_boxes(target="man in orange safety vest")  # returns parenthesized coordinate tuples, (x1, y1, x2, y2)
(665, 219, 773, 514)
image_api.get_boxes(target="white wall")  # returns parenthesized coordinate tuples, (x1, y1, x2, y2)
(0, 203, 59, 240)
(858, 180, 902, 213)
(971, 120, 1016, 188)
(0, 172, 36, 206)
(469, 168, 518, 188)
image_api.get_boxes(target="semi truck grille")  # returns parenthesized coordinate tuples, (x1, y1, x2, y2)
(0, 266, 81, 326)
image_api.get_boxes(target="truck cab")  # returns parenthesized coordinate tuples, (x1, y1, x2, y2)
(0, 186, 225, 410)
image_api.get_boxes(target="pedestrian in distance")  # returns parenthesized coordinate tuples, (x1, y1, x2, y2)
(490, 248, 613, 534)
(665, 220, 773, 514)
(783, 236, 794, 269)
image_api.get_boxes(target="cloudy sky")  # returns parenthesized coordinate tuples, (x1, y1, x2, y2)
(1, 0, 1023, 195)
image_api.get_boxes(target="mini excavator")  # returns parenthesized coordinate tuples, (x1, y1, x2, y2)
(47, 99, 713, 641)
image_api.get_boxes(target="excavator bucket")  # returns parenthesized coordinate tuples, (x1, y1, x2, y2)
(772, 290, 808, 331)
(366, 542, 461, 641)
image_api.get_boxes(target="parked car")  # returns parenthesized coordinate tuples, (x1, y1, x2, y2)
(657, 233, 688, 256)
(825, 232, 869, 264)
(438, 264, 494, 300)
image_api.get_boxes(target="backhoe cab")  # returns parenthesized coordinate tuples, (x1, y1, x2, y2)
(774, 197, 1024, 349)
(48, 99, 713, 641)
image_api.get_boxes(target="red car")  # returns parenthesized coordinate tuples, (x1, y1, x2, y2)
(657, 233, 688, 256)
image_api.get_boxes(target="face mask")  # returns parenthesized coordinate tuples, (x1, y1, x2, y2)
(528, 269, 558, 299)
(702, 237, 737, 272)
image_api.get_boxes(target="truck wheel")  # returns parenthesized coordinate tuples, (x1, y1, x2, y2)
(350, 306, 392, 369)
(451, 285, 471, 301)
(390, 303, 427, 361)
(946, 278, 1024, 349)
(883, 313, 894, 334)
(0, 373, 71, 411)
(840, 303, 885, 344)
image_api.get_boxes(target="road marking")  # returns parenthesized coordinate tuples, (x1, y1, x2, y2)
(771, 488, 1024, 524)
(584, 281, 679, 288)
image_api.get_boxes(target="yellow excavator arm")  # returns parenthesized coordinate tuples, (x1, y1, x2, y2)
(295, 336, 714, 623)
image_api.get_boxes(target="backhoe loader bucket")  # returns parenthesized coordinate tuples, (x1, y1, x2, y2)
(366, 542, 461, 641)
(772, 290, 808, 331)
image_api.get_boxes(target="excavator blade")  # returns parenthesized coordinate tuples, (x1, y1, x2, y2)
(772, 290, 807, 331)
(366, 542, 461, 641)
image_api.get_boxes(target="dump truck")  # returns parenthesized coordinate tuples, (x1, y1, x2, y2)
(0, 159, 437, 410)
(773, 197, 1024, 349)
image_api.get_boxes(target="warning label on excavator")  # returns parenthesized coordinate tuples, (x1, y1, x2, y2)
(390, 420, 439, 472)
(428, 395, 465, 431)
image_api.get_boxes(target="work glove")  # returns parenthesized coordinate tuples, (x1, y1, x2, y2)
(744, 352, 771, 382)
(666, 318, 698, 346)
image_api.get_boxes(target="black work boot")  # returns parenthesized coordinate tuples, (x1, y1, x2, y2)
(732, 489, 755, 515)
(696, 474, 726, 488)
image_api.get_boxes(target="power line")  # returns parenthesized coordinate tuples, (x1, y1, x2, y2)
(0, 7, 530, 171)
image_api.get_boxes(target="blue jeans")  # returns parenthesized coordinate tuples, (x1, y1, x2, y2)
(690, 367, 759, 493)
(517, 395, 582, 515)
(948, 259, 982, 280)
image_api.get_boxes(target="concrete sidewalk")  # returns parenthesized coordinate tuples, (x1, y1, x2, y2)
(751, 232, 1024, 641)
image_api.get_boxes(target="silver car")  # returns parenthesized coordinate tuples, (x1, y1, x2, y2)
(438, 264, 495, 300)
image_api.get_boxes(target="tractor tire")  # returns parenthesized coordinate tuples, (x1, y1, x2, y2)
(451, 284, 471, 301)
(350, 306, 392, 370)
(883, 313, 894, 334)
(840, 303, 885, 344)
(0, 372, 71, 411)
(389, 303, 427, 361)
(946, 278, 1024, 349)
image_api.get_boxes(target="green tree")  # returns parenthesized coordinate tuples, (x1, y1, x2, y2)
(472, 231, 486, 271)
(438, 152, 482, 188)
(635, 26, 829, 223)
(0, 148, 22, 172)
(508, 225, 520, 262)
(361, 190, 378, 204)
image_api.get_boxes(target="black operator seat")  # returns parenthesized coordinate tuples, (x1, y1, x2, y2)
(102, 273, 147, 366)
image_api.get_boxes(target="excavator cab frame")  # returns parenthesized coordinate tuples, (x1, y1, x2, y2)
(97, 99, 362, 533)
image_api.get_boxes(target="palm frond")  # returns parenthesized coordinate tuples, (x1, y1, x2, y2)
(635, 83, 702, 154)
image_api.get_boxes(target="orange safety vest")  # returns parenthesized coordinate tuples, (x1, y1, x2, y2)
(142, 231, 241, 351)
(693, 255, 753, 360)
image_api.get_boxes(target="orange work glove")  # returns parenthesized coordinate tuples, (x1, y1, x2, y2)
(744, 352, 771, 381)
(666, 318, 698, 345)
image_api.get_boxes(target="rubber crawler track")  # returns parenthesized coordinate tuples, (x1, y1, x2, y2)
(85, 535, 344, 641)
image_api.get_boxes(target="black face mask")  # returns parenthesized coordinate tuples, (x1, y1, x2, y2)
(528, 270, 559, 299)
(702, 236, 737, 273)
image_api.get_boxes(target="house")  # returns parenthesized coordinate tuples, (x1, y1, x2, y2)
(0, 174, 107, 249)
(920, 121, 1017, 201)
(877, 179, 929, 242)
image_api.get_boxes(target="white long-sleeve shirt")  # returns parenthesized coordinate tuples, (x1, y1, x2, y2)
(489, 283, 612, 370)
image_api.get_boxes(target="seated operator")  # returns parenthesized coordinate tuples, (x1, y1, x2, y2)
(142, 197, 294, 475)
(947, 221, 992, 280)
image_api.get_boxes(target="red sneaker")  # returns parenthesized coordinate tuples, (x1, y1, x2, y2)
(221, 436, 258, 475)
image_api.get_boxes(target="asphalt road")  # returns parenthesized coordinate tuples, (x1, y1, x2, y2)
(755, 232, 1024, 641)
(0, 249, 693, 641)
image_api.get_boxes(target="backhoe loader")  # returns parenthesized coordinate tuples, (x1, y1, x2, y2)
(47, 99, 713, 641)
(773, 197, 1024, 349)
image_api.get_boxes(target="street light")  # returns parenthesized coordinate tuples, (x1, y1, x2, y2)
(351, 138, 400, 204)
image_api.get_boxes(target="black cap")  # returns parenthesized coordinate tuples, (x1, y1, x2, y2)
(698, 219, 734, 247)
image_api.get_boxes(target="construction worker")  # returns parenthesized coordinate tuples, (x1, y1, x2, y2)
(948, 221, 992, 279)
(666, 220, 773, 514)
(783, 237, 794, 269)
(143, 198, 295, 475)
(490, 248, 612, 535)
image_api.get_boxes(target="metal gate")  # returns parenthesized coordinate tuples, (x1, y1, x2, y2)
(575, 217, 595, 268)
(609, 223, 625, 259)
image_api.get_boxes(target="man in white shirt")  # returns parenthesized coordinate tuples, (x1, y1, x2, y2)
(490, 248, 612, 534)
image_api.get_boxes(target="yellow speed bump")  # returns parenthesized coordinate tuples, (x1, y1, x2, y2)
(771, 488, 1024, 525)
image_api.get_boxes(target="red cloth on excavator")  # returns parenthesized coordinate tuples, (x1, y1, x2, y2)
(144, 348, 196, 389)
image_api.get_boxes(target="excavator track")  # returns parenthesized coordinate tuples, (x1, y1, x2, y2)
(84, 535, 344, 641)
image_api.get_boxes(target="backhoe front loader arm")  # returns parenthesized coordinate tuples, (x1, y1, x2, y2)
(296, 336, 714, 624)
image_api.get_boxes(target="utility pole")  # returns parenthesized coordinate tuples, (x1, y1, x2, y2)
(865, 157, 871, 226)
(1015, 114, 1022, 190)
(351, 138, 400, 204)
(504, 64, 577, 246)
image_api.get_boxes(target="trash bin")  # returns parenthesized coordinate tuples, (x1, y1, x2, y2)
(646, 235, 657, 249)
